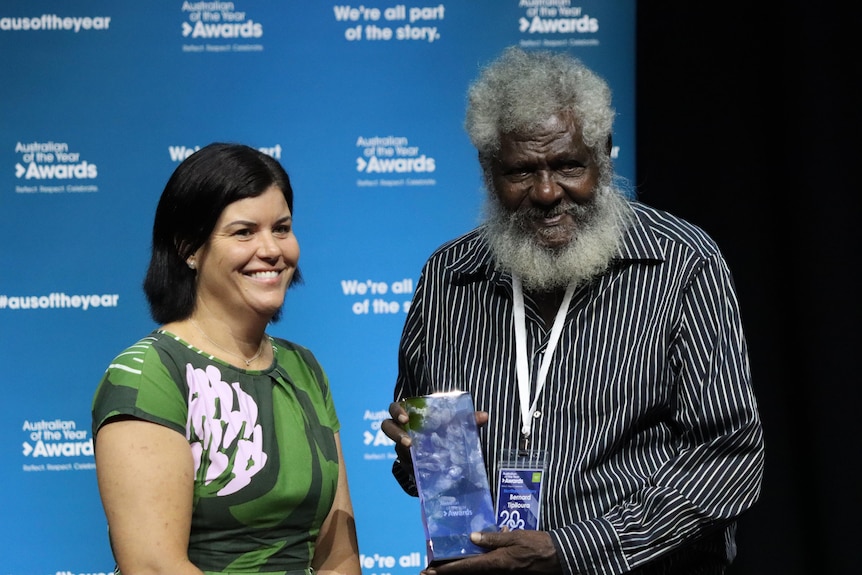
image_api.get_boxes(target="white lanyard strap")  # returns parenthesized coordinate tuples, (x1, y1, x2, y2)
(512, 275, 576, 442)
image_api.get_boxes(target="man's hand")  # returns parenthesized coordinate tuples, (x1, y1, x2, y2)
(422, 530, 561, 575)
(381, 402, 413, 465)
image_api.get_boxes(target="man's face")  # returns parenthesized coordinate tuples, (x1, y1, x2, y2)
(487, 111, 600, 250)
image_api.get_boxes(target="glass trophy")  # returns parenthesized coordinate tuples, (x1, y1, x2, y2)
(403, 391, 498, 565)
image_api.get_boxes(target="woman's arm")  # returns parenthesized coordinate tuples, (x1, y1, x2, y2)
(312, 432, 361, 575)
(95, 418, 205, 575)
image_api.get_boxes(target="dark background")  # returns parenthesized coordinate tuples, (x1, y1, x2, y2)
(635, 2, 860, 573)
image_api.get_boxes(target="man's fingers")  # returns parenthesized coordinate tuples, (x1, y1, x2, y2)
(388, 401, 409, 424)
(469, 530, 512, 548)
(475, 411, 489, 427)
(380, 418, 412, 447)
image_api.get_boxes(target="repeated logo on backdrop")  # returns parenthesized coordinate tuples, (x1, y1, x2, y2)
(355, 135, 437, 188)
(13, 141, 99, 193)
(1, 2, 634, 574)
(181, 0, 265, 52)
(21, 419, 94, 471)
(518, 1, 600, 46)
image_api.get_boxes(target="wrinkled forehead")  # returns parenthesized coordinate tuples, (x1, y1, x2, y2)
(498, 112, 589, 154)
(507, 109, 579, 136)
(501, 108, 584, 142)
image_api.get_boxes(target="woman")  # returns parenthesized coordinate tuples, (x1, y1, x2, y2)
(92, 143, 361, 575)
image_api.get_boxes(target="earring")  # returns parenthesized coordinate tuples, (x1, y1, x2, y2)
(187, 259, 196, 270)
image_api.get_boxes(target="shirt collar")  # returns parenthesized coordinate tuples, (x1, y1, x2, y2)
(616, 202, 666, 262)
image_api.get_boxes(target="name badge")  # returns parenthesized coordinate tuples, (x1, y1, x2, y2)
(495, 449, 548, 531)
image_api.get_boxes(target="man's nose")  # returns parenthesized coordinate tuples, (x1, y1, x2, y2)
(530, 170, 563, 204)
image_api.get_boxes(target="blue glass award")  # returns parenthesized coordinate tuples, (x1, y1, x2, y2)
(403, 391, 498, 565)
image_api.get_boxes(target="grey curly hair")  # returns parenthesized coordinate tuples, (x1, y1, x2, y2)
(465, 47, 615, 180)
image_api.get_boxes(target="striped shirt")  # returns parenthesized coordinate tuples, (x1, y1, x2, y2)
(393, 202, 764, 575)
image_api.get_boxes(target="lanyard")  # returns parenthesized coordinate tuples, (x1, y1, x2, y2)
(512, 275, 576, 448)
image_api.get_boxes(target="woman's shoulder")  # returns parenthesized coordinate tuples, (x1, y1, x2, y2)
(102, 330, 196, 380)
(270, 335, 318, 367)
(104, 331, 164, 370)
(270, 336, 329, 386)
(93, 330, 190, 435)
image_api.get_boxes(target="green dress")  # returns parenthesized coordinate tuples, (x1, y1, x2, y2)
(92, 330, 340, 575)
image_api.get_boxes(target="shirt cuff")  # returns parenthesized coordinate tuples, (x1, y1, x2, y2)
(549, 516, 629, 575)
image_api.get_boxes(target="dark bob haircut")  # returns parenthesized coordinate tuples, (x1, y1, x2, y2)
(143, 142, 302, 325)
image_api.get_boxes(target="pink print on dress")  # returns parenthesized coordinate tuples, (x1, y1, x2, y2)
(186, 363, 268, 496)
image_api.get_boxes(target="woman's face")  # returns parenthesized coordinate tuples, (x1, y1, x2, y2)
(192, 185, 300, 321)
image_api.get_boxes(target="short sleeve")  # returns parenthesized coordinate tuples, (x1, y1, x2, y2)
(91, 334, 188, 437)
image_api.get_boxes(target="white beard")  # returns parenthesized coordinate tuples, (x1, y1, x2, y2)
(482, 183, 634, 293)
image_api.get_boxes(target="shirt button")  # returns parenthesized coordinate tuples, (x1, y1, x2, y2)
(533, 411, 542, 419)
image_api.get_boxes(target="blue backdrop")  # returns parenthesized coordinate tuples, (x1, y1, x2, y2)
(0, 1, 634, 573)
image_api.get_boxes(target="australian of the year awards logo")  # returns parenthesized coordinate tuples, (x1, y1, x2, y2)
(21, 419, 95, 472)
(354, 135, 437, 187)
(180, 0, 265, 51)
(14, 141, 99, 194)
(517, 1, 600, 48)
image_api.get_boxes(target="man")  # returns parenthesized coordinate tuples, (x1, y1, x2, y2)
(382, 47, 764, 575)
